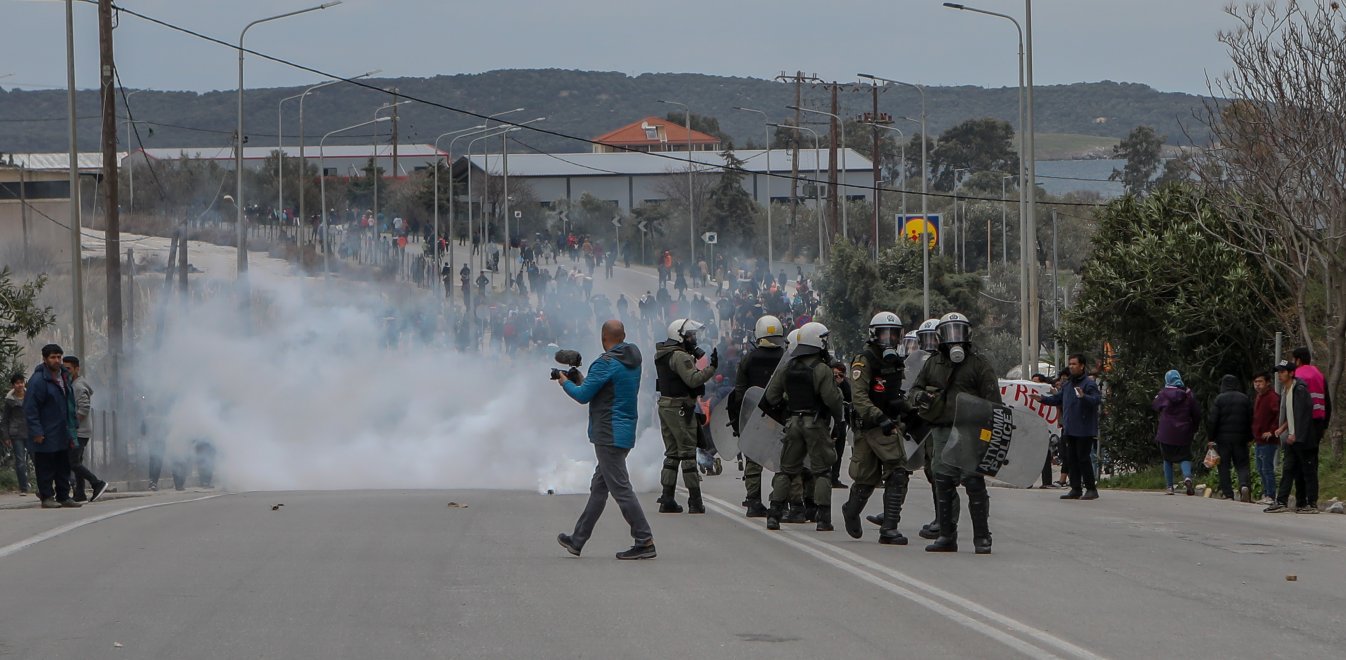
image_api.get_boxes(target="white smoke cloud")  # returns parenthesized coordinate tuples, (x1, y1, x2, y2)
(138, 268, 667, 495)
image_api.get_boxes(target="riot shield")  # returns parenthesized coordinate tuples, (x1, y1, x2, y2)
(738, 386, 785, 472)
(943, 393, 1052, 488)
(708, 395, 738, 460)
(903, 429, 929, 472)
(902, 351, 930, 391)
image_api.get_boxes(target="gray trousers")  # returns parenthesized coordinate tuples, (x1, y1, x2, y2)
(572, 444, 653, 549)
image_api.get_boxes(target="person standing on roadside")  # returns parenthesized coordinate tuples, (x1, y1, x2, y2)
(1031, 354, 1103, 501)
(2, 373, 32, 495)
(62, 356, 109, 503)
(1266, 362, 1315, 513)
(555, 320, 656, 560)
(1153, 369, 1200, 496)
(1251, 372, 1280, 505)
(1206, 374, 1254, 502)
(22, 344, 82, 508)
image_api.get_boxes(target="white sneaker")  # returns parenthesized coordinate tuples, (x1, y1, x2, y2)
(1166, 486, 1175, 495)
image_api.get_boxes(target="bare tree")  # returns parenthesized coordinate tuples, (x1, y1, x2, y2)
(1199, 0, 1346, 455)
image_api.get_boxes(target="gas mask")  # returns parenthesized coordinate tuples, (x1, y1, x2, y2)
(685, 335, 705, 359)
(948, 344, 967, 364)
(882, 348, 903, 365)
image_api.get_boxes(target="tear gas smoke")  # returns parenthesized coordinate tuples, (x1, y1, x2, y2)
(140, 273, 666, 494)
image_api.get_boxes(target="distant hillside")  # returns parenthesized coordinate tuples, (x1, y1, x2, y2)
(0, 69, 1211, 157)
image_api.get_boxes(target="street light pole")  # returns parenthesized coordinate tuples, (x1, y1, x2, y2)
(370, 99, 412, 238)
(320, 116, 389, 279)
(237, 1, 342, 289)
(298, 70, 380, 242)
(659, 99, 696, 266)
(790, 105, 848, 242)
(733, 106, 772, 267)
(953, 167, 969, 270)
(861, 74, 930, 319)
(770, 123, 823, 264)
(865, 122, 904, 245)
(1001, 174, 1012, 266)
(943, 0, 1034, 379)
(64, 0, 84, 359)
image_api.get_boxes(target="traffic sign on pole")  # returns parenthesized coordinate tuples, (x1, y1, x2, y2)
(701, 231, 718, 245)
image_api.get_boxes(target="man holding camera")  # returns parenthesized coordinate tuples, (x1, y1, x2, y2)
(555, 320, 655, 560)
(654, 319, 718, 514)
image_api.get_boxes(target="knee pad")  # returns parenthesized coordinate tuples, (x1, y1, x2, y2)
(961, 476, 988, 498)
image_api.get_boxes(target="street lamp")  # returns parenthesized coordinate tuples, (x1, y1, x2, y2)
(466, 119, 544, 274)
(448, 119, 521, 293)
(733, 106, 773, 267)
(236, 1, 342, 285)
(864, 122, 905, 245)
(122, 118, 151, 219)
(369, 99, 412, 235)
(1001, 174, 1013, 266)
(789, 105, 848, 242)
(500, 117, 547, 273)
(953, 167, 969, 271)
(320, 116, 389, 279)
(768, 122, 825, 265)
(658, 99, 696, 266)
(859, 73, 930, 320)
(943, 0, 1036, 377)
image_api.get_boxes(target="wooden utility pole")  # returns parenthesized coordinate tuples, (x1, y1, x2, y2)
(391, 87, 400, 179)
(775, 72, 805, 240)
(99, 0, 125, 467)
(177, 224, 188, 296)
(828, 85, 839, 237)
(125, 248, 134, 358)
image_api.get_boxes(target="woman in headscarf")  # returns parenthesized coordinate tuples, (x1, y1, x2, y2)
(1153, 369, 1202, 495)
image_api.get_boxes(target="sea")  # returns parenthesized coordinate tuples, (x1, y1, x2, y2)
(1034, 159, 1126, 198)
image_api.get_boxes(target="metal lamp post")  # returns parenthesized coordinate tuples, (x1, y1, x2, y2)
(769, 123, 824, 264)
(733, 106, 773, 267)
(296, 70, 381, 240)
(864, 122, 905, 245)
(859, 73, 930, 319)
(236, 1, 342, 286)
(789, 105, 848, 242)
(658, 99, 696, 265)
(320, 116, 389, 279)
(1001, 174, 1013, 266)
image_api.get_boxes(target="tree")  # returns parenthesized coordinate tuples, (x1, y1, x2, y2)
(1062, 185, 1287, 471)
(664, 111, 733, 148)
(1109, 125, 1165, 195)
(927, 119, 1018, 191)
(0, 268, 56, 380)
(345, 158, 389, 215)
(1198, 0, 1346, 457)
(816, 242, 882, 355)
(705, 150, 758, 253)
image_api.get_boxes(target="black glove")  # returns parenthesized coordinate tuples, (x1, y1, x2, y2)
(879, 417, 898, 436)
(709, 348, 719, 369)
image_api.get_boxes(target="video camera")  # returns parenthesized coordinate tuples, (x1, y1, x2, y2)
(549, 349, 584, 385)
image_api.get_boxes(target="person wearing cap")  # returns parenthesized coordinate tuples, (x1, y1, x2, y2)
(22, 344, 82, 508)
(1266, 362, 1316, 513)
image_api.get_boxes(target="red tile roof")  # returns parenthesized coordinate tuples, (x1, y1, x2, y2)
(593, 117, 720, 147)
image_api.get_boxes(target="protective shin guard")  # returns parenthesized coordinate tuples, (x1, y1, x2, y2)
(965, 477, 991, 554)
(879, 470, 910, 545)
(842, 485, 875, 539)
(815, 505, 833, 532)
(657, 485, 683, 513)
(925, 476, 960, 553)
(687, 489, 705, 514)
(766, 502, 785, 530)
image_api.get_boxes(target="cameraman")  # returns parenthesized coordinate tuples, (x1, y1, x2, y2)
(555, 320, 656, 561)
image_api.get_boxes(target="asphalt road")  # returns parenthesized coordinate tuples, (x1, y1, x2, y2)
(1, 477, 1342, 660)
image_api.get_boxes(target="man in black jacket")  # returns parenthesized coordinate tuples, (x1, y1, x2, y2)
(1266, 363, 1316, 513)
(1207, 374, 1254, 502)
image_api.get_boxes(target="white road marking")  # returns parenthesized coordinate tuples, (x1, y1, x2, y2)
(0, 494, 226, 559)
(698, 491, 1106, 660)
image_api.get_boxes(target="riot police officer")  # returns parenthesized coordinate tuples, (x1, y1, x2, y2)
(728, 315, 786, 518)
(842, 312, 913, 545)
(908, 312, 1001, 554)
(762, 322, 845, 531)
(655, 318, 718, 513)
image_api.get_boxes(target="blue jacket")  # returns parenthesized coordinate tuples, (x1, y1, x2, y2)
(563, 342, 642, 449)
(24, 364, 77, 454)
(1039, 374, 1102, 437)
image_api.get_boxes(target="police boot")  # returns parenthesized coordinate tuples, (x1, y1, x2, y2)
(879, 470, 910, 546)
(686, 490, 706, 514)
(783, 502, 808, 524)
(745, 500, 769, 518)
(657, 486, 683, 514)
(842, 485, 875, 539)
(815, 505, 834, 532)
(766, 502, 785, 531)
(925, 476, 959, 553)
(803, 499, 819, 523)
(867, 514, 884, 527)
(966, 477, 992, 555)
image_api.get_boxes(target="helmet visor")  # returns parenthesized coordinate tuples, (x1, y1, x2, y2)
(918, 330, 940, 352)
(873, 327, 900, 348)
(903, 335, 921, 355)
(939, 322, 970, 345)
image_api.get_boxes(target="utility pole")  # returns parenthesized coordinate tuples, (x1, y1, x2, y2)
(99, 0, 124, 467)
(775, 72, 805, 241)
(861, 82, 889, 261)
(65, 0, 85, 361)
(391, 87, 399, 179)
(828, 86, 840, 238)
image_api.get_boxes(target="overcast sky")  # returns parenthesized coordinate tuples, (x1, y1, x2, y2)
(4, 0, 1236, 95)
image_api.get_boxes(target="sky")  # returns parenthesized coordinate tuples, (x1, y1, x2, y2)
(2, 0, 1237, 95)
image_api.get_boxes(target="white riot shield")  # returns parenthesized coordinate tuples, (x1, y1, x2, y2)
(737, 386, 785, 472)
(902, 351, 930, 391)
(943, 393, 1052, 487)
(709, 395, 738, 460)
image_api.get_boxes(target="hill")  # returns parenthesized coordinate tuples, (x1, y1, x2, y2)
(0, 69, 1212, 157)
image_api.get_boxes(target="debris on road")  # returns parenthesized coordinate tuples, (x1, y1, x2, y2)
(447, 502, 468, 509)
(271, 504, 284, 511)
(1286, 575, 1298, 582)
(114, 642, 123, 648)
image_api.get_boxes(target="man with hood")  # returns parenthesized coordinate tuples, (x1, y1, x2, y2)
(761, 322, 845, 531)
(908, 313, 1000, 554)
(1152, 369, 1201, 496)
(2, 373, 32, 495)
(556, 320, 655, 560)
(728, 315, 786, 518)
(22, 344, 82, 508)
(1207, 374, 1254, 502)
(1031, 354, 1103, 501)
(654, 318, 718, 514)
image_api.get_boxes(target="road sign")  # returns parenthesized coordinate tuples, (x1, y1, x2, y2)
(701, 231, 718, 245)
(612, 216, 622, 228)
(637, 220, 649, 234)
(898, 214, 941, 250)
